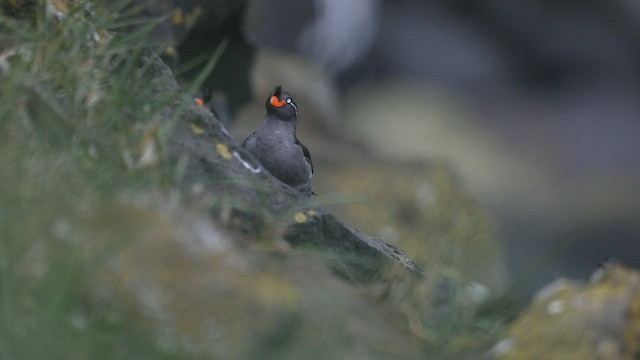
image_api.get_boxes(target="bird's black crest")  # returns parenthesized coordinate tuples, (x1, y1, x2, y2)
(273, 85, 283, 98)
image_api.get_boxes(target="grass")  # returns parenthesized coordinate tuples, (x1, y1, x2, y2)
(0, 2, 201, 359)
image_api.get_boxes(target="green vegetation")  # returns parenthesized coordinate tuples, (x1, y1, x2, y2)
(0, 2, 195, 358)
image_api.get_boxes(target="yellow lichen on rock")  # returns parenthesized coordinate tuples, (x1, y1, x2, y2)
(164, 45, 176, 57)
(185, 6, 203, 28)
(190, 124, 205, 135)
(293, 212, 308, 223)
(216, 143, 232, 159)
(172, 9, 183, 25)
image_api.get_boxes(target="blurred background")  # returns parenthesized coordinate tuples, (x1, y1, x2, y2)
(146, 0, 640, 297)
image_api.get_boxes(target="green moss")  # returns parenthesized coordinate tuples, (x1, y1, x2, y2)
(498, 267, 640, 359)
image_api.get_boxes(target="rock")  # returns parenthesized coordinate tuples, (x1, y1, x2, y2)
(134, 47, 423, 279)
(489, 264, 640, 360)
(100, 211, 419, 358)
(319, 160, 508, 298)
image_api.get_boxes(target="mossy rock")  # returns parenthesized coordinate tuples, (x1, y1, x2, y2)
(321, 161, 508, 297)
(490, 264, 640, 360)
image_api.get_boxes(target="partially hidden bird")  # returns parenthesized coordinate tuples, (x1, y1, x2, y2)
(242, 85, 314, 196)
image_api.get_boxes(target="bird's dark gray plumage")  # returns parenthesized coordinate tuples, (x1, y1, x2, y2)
(242, 85, 314, 196)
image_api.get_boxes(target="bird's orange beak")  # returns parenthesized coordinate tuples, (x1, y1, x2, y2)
(270, 95, 287, 108)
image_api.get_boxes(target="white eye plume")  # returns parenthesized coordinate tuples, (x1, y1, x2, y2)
(287, 98, 298, 116)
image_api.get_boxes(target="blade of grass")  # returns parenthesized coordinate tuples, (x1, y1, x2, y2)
(187, 38, 229, 96)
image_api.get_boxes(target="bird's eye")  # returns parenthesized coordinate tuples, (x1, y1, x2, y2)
(286, 98, 292, 104)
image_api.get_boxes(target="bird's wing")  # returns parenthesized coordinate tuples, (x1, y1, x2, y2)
(242, 132, 256, 148)
(295, 138, 313, 174)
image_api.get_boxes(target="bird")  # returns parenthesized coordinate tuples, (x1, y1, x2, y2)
(242, 85, 314, 196)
